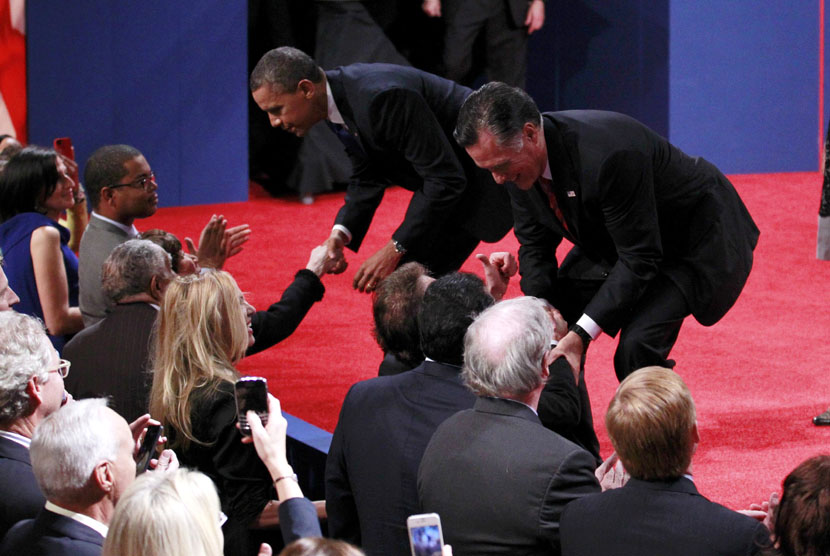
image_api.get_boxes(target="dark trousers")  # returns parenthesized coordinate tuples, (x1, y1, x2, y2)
(401, 224, 481, 277)
(554, 248, 691, 382)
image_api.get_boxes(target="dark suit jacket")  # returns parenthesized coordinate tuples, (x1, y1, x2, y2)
(278, 497, 322, 545)
(63, 302, 157, 421)
(247, 269, 325, 356)
(0, 436, 44, 539)
(560, 477, 771, 556)
(512, 111, 760, 335)
(325, 64, 512, 253)
(0, 508, 104, 556)
(418, 396, 601, 556)
(326, 360, 477, 556)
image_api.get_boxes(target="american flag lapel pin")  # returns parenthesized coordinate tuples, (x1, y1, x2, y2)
(567, 190, 576, 197)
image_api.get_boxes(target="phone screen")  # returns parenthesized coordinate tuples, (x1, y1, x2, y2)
(234, 377, 269, 436)
(409, 524, 443, 556)
(135, 424, 162, 474)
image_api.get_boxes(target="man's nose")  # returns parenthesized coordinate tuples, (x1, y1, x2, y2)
(270, 115, 282, 128)
(493, 173, 507, 185)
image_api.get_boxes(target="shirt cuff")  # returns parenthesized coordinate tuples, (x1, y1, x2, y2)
(576, 314, 602, 340)
(332, 224, 352, 245)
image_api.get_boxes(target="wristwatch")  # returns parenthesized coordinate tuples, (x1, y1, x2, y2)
(392, 239, 407, 255)
(570, 323, 592, 347)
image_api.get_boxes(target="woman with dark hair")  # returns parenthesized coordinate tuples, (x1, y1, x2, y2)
(767, 455, 830, 556)
(0, 146, 83, 351)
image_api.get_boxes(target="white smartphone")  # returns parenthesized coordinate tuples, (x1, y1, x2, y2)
(407, 512, 444, 556)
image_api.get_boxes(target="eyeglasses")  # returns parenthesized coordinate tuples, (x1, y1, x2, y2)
(107, 172, 157, 192)
(49, 359, 71, 378)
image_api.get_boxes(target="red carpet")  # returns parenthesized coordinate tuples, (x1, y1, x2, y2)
(144, 172, 830, 511)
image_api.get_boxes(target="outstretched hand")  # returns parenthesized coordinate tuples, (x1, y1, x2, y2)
(476, 251, 517, 301)
(186, 214, 251, 269)
(353, 241, 402, 293)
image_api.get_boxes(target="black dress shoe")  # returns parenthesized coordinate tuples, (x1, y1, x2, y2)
(813, 409, 830, 426)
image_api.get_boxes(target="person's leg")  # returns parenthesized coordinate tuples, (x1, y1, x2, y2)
(442, 0, 489, 85)
(482, 0, 528, 88)
(612, 275, 691, 381)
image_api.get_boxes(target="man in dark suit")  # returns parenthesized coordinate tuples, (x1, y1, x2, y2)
(560, 367, 770, 556)
(418, 297, 601, 555)
(64, 239, 174, 421)
(454, 83, 760, 381)
(422, 0, 546, 89)
(326, 272, 493, 555)
(250, 47, 513, 293)
(0, 311, 69, 539)
(0, 400, 138, 556)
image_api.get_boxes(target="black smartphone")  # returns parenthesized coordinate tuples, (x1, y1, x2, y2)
(234, 377, 269, 437)
(407, 513, 444, 556)
(135, 424, 162, 474)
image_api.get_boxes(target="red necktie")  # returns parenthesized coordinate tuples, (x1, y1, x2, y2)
(538, 177, 569, 233)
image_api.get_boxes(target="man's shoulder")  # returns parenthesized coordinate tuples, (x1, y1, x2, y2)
(79, 217, 129, 258)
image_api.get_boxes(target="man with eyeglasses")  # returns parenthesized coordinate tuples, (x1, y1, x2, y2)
(78, 144, 250, 326)
(0, 311, 72, 539)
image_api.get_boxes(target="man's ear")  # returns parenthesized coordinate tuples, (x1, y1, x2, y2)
(26, 376, 45, 406)
(93, 461, 115, 495)
(297, 79, 316, 99)
(148, 275, 166, 302)
(691, 421, 700, 444)
(523, 121, 539, 144)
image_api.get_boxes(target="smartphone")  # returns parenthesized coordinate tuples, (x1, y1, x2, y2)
(407, 513, 444, 556)
(53, 137, 80, 188)
(234, 377, 269, 437)
(135, 424, 162, 474)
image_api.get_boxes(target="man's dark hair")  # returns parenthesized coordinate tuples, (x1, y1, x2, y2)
(140, 229, 184, 273)
(249, 47, 324, 93)
(84, 144, 142, 209)
(0, 146, 60, 223)
(418, 272, 494, 366)
(372, 262, 430, 367)
(454, 82, 541, 148)
(772, 455, 830, 556)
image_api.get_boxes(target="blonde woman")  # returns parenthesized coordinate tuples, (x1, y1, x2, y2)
(103, 469, 222, 556)
(149, 270, 270, 554)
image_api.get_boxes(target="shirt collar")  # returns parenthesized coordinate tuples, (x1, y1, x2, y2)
(326, 80, 345, 126)
(0, 430, 30, 448)
(45, 501, 109, 538)
(91, 212, 139, 238)
(542, 158, 552, 181)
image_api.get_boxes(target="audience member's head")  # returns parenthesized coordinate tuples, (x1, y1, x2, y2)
(771, 455, 830, 556)
(0, 253, 20, 310)
(250, 46, 324, 94)
(280, 537, 365, 556)
(605, 366, 697, 481)
(462, 296, 554, 401)
(150, 270, 253, 450)
(418, 272, 494, 366)
(0, 311, 66, 432)
(84, 144, 157, 223)
(102, 239, 174, 305)
(372, 262, 432, 368)
(139, 229, 199, 275)
(0, 145, 62, 222)
(31, 398, 135, 517)
(0, 134, 21, 154)
(103, 468, 223, 556)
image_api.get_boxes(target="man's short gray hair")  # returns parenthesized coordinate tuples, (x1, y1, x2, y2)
(102, 239, 172, 303)
(462, 296, 554, 399)
(0, 312, 52, 423)
(31, 398, 122, 502)
(249, 46, 324, 93)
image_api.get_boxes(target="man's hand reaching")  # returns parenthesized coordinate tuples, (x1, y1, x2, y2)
(476, 251, 517, 301)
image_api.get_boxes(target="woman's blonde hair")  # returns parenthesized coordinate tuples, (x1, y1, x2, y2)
(149, 270, 248, 450)
(103, 469, 223, 556)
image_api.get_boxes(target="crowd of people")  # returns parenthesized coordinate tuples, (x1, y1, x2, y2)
(0, 38, 827, 556)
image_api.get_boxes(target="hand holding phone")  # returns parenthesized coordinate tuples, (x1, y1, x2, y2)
(235, 377, 269, 437)
(135, 424, 163, 474)
(407, 513, 444, 556)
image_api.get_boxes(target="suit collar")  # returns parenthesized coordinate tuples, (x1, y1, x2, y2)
(418, 359, 464, 381)
(88, 212, 136, 238)
(324, 69, 356, 130)
(624, 476, 699, 495)
(325, 78, 346, 126)
(474, 396, 540, 424)
(0, 434, 32, 463)
(36, 508, 106, 546)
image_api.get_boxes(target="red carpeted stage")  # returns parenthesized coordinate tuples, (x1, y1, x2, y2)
(144, 171, 830, 512)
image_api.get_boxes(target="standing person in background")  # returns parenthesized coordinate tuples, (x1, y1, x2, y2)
(0, 146, 84, 352)
(813, 122, 830, 426)
(422, 0, 545, 89)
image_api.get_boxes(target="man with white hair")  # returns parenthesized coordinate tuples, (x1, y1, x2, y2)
(64, 239, 174, 420)
(418, 296, 600, 555)
(0, 311, 69, 538)
(0, 399, 140, 555)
